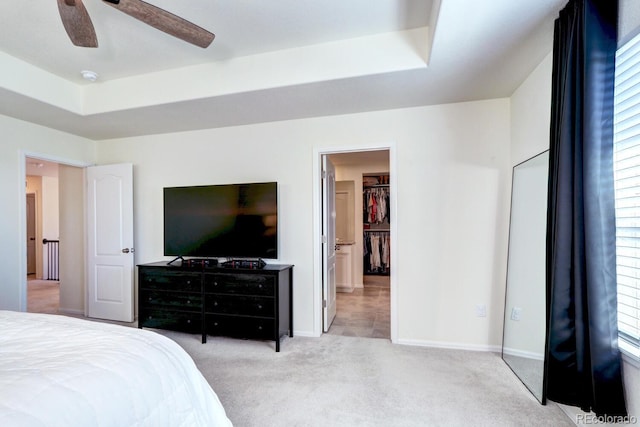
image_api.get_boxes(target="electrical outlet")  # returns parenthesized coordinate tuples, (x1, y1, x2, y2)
(475, 304, 487, 317)
(511, 307, 522, 321)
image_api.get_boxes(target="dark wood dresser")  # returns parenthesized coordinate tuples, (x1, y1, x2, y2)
(138, 262, 293, 352)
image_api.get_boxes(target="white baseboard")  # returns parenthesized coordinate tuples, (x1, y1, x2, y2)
(58, 308, 84, 316)
(502, 347, 544, 360)
(298, 332, 502, 353)
(294, 330, 321, 338)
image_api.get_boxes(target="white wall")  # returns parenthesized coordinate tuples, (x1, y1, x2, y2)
(25, 175, 43, 279)
(0, 114, 94, 311)
(58, 165, 85, 314)
(97, 99, 511, 348)
(511, 52, 553, 165)
(41, 176, 59, 280)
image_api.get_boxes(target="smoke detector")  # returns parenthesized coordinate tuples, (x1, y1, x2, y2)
(81, 70, 99, 82)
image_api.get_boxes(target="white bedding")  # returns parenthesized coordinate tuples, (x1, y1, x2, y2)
(0, 310, 232, 427)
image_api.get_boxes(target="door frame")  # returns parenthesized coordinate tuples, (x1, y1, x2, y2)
(312, 142, 398, 342)
(17, 150, 92, 312)
(26, 193, 37, 275)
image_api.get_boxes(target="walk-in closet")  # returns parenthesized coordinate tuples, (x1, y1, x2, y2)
(363, 173, 390, 279)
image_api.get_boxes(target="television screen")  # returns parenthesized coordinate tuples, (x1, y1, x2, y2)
(163, 182, 277, 259)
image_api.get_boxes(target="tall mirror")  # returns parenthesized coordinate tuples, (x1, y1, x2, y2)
(502, 150, 549, 404)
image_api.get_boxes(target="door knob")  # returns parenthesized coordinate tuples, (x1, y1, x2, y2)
(122, 248, 130, 254)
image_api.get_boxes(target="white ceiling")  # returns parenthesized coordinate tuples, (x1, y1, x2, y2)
(0, 0, 567, 140)
(26, 158, 59, 178)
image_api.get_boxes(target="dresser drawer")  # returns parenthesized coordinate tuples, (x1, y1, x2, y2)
(205, 314, 274, 339)
(139, 270, 200, 292)
(139, 309, 201, 333)
(204, 273, 275, 296)
(205, 294, 274, 317)
(140, 289, 202, 312)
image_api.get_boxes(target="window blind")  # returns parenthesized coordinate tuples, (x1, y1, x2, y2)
(613, 31, 640, 350)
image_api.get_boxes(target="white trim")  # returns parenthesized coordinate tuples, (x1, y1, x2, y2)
(502, 347, 545, 361)
(17, 152, 27, 311)
(292, 330, 320, 338)
(620, 342, 640, 368)
(396, 338, 502, 353)
(18, 150, 92, 313)
(312, 143, 398, 341)
(58, 308, 85, 316)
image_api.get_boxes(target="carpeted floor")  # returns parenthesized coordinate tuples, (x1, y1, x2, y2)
(28, 277, 574, 426)
(159, 331, 574, 427)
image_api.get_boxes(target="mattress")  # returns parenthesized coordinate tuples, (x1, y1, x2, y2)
(0, 310, 232, 426)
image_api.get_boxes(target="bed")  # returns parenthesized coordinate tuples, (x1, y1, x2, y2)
(0, 310, 232, 427)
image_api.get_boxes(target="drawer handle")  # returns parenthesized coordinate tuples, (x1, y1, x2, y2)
(257, 304, 262, 310)
(187, 319, 191, 324)
(214, 322, 219, 326)
(187, 300, 191, 304)
(148, 297, 152, 301)
(214, 301, 218, 306)
(214, 282, 218, 286)
(258, 326, 263, 330)
(258, 284, 263, 289)
(187, 280, 191, 284)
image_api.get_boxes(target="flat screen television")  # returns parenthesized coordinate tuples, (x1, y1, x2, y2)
(163, 182, 277, 259)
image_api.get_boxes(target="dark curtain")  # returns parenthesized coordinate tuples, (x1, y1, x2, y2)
(545, 0, 627, 417)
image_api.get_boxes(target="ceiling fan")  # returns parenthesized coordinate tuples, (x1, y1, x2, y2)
(57, 0, 215, 49)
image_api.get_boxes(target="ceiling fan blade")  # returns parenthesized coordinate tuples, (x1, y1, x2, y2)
(102, 0, 215, 48)
(57, 0, 98, 47)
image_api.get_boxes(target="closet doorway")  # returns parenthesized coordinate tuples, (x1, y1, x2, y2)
(317, 148, 394, 340)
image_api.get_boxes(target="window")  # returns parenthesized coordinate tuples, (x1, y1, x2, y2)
(613, 31, 640, 358)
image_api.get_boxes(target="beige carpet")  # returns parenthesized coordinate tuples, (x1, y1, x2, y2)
(159, 331, 575, 427)
(38, 283, 572, 426)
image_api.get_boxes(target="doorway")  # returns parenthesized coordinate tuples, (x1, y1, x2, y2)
(315, 146, 396, 341)
(25, 158, 60, 313)
(26, 193, 36, 276)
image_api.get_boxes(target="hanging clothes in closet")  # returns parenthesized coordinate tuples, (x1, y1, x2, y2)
(363, 187, 390, 225)
(363, 174, 390, 276)
(363, 231, 390, 274)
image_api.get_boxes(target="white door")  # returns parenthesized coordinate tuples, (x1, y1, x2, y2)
(86, 164, 134, 322)
(322, 156, 337, 331)
(26, 193, 36, 275)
